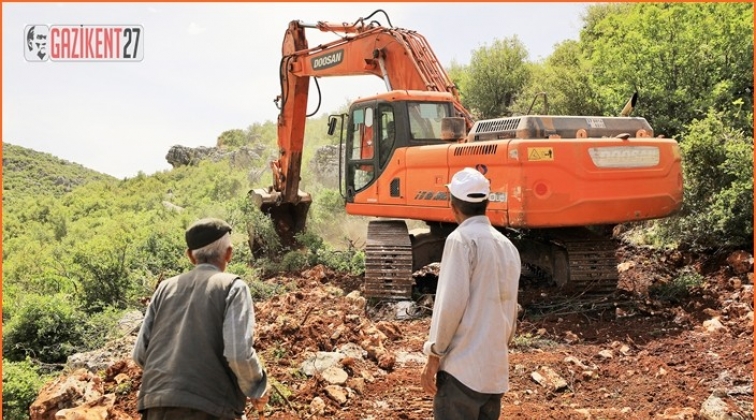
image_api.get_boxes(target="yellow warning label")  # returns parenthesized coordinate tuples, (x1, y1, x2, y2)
(527, 147, 554, 161)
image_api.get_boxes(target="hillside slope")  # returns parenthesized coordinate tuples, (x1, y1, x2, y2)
(2, 142, 116, 203)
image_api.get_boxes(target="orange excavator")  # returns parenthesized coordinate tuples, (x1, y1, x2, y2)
(250, 10, 683, 299)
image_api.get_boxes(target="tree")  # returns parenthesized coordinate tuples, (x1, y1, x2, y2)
(573, 2, 754, 250)
(73, 234, 135, 313)
(216, 129, 250, 148)
(513, 40, 604, 116)
(446, 59, 470, 106)
(658, 106, 753, 249)
(582, 3, 754, 137)
(463, 36, 531, 119)
(579, 3, 634, 50)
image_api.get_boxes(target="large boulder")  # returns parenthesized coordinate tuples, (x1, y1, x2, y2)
(165, 145, 268, 169)
(29, 361, 140, 420)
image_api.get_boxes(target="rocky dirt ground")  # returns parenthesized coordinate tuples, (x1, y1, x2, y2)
(30, 241, 753, 420)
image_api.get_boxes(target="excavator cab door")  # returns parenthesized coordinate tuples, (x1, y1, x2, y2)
(377, 104, 396, 168)
(344, 100, 399, 203)
(345, 103, 378, 201)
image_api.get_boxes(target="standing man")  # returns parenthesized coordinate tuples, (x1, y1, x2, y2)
(421, 168, 521, 420)
(133, 218, 268, 420)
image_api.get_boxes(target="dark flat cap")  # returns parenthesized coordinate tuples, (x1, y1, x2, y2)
(186, 218, 232, 250)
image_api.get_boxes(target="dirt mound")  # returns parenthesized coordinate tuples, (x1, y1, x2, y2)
(31, 247, 753, 419)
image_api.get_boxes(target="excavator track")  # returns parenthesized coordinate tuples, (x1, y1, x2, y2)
(362, 224, 620, 300)
(548, 227, 619, 295)
(363, 220, 414, 300)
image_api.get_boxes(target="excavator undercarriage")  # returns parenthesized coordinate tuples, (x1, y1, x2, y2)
(510, 227, 620, 295)
(363, 221, 414, 299)
(362, 220, 621, 301)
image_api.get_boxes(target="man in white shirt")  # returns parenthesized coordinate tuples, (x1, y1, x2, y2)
(421, 168, 521, 420)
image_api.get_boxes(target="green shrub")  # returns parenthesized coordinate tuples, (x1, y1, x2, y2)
(280, 251, 308, 272)
(81, 306, 127, 351)
(136, 228, 186, 279)
(244, 206, 283, 259)
(315, 188, 346, 216)
(295, 231, 326, 266)
(226, 262, 256, 280)
(649, 270, 705, 303)
(247, 279, 284, 301)
(657, 108, 754, 249)
(72, 232, 137, 313)
(3, 293, 86, 363)
(295, 231, 365, 275)
(2, 359, 49, 420)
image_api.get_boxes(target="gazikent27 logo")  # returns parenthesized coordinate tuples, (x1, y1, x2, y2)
(24, 24, 144, 62)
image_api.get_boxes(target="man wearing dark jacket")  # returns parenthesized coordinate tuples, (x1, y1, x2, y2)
(133, 218, 267, 420)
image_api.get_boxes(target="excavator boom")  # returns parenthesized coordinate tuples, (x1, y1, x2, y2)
(252, 11, 471, 246)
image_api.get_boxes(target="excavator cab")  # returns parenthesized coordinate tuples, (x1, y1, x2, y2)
(341, 91, 463, 201)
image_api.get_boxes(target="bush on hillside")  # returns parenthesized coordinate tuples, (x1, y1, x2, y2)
(657, 107, 754, 249)
(3, 293, 86, 364)
(3, 359, 49, 420)
(296, 231, 365, 276)
(73, 238, 136, 313)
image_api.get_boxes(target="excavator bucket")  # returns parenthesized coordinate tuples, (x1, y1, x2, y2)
(249, 188, 312, 255)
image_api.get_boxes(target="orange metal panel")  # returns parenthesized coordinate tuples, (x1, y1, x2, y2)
(506, 137, 683, 227)
(348, 136, 682, 230)
(350, 149, 408, 206)
(445, 140, 517, 227)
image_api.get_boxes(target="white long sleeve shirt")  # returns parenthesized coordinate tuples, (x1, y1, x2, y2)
(423, 216, 521, 394)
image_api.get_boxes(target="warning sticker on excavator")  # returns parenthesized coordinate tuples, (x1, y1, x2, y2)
(527, 147, 554, 161)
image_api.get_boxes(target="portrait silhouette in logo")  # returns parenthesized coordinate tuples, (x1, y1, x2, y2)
(26, 26, 48, 61)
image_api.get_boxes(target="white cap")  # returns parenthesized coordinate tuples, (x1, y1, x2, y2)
(448, 168, 490, 203)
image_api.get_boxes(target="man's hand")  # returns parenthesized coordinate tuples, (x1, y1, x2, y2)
(421, 354, 440, 395)
(249, 393, 269, 412)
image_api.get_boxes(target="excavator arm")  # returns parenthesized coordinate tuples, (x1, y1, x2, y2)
(252, 11, 472, 247)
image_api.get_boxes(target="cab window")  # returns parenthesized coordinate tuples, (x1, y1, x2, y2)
(378, 105, 395, 167)
(408, 102, 450, 141)
(351, 108, 374, 160)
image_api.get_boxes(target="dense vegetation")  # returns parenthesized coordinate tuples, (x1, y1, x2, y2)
(2, 143, 115, 201)
(2, 3, 752, 418)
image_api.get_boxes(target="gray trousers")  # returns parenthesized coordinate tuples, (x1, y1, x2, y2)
(433, 371, 503, 420)
(142, 407, 237, 420)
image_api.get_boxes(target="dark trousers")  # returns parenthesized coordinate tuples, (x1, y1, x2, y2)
(142, 407, 236, 420)
(433, 371, 503, 420)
